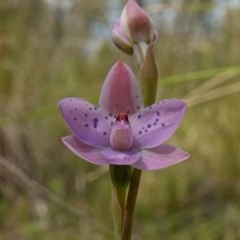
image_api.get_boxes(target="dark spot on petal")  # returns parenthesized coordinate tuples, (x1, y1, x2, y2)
(162, 101, 165, 103)
(127, 110, 130, 114)
(137, 114, 142, 119)
(94, 107, 97, 110)
(147, 124, 151, 128)
(89, 108, 92, 110)
(109, 113, 113, 117)
(157, 111, 160, 116)
(75, 108, 77, 111)
(153, 122, 157, 126)
(162, 123, 165, 127)
(74, 118, 77, 121)
(137, 106, 140, 109)
(149, 106, 152, 109)
(85, 124, 89, 127)
(70, 111, 72, 113)
(93, 122, 98, 129)
(70, 99, 72, 101)
(93, 118, 99, 122)
(135, 95, 138, 98)
(138, 131, 142, 134)
(155, 119, 159, 122)
(103, 132, 107, 135)
(145, 129, 148, 133)
(85, 114, 88, 117)
(105, 116, 108, 120)
(142, 127, 145, 129)
(77, 98, 79, 100)
(115, 104, 118, 107)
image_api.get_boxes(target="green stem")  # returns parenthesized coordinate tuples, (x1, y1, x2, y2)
(109, 165, 132, 239)
(121, 168, 142, 240)
(111, 186, 125, 240)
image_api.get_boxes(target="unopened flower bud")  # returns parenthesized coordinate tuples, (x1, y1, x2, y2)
(112, 0, 158, 55)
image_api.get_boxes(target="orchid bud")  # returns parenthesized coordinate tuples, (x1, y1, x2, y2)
(112, 0, 158, 55)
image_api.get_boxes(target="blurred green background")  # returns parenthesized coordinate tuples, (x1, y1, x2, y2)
(0, 0, 240, 239)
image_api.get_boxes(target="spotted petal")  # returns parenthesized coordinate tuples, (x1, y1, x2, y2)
(58, 98, 113, 148)
(131, 144, 190, 170)
(131, 99, 186, 149)
(101, 147, 141, 165)
(99, 60, 143, 115)
(61, 135, 109, 165)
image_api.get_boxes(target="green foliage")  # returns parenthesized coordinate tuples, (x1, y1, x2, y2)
(0, 0, 240, 240)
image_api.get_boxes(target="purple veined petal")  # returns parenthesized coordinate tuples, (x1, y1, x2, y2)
(131, 144, 190, 171)
(101, 147, 141, 165)
(131, 99, 187, 149)
(99, 60, 144, 115)
(58, 98, 112, 148)
(112, 18, 133, 55)
(61, 135, 109, 165)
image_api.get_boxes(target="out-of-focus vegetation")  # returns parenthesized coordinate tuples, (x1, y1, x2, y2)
(0, 0, 240, 239)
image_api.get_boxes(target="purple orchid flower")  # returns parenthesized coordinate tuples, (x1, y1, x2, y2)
(58, 60, 190, 170)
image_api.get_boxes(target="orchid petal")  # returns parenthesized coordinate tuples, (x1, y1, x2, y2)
(61, 135, 109, 165)
(112, 18, 133, 55)
(101, 147, 141, 165)
(58, 98, 113, 148)
(131, 99, 186, 149)
(131, 144, 190, 170)
(99, 60, 143, 115)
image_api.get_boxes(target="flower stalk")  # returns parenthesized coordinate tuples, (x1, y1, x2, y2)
(109, 165, 132, 239)
(121, 3, 159, 238)
(122, 168, 142, 240)
(121, 47, 158, 240)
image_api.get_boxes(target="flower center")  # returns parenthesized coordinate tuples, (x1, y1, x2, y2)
(116, 113, 129, 123)
(109, 113, 133, 150)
